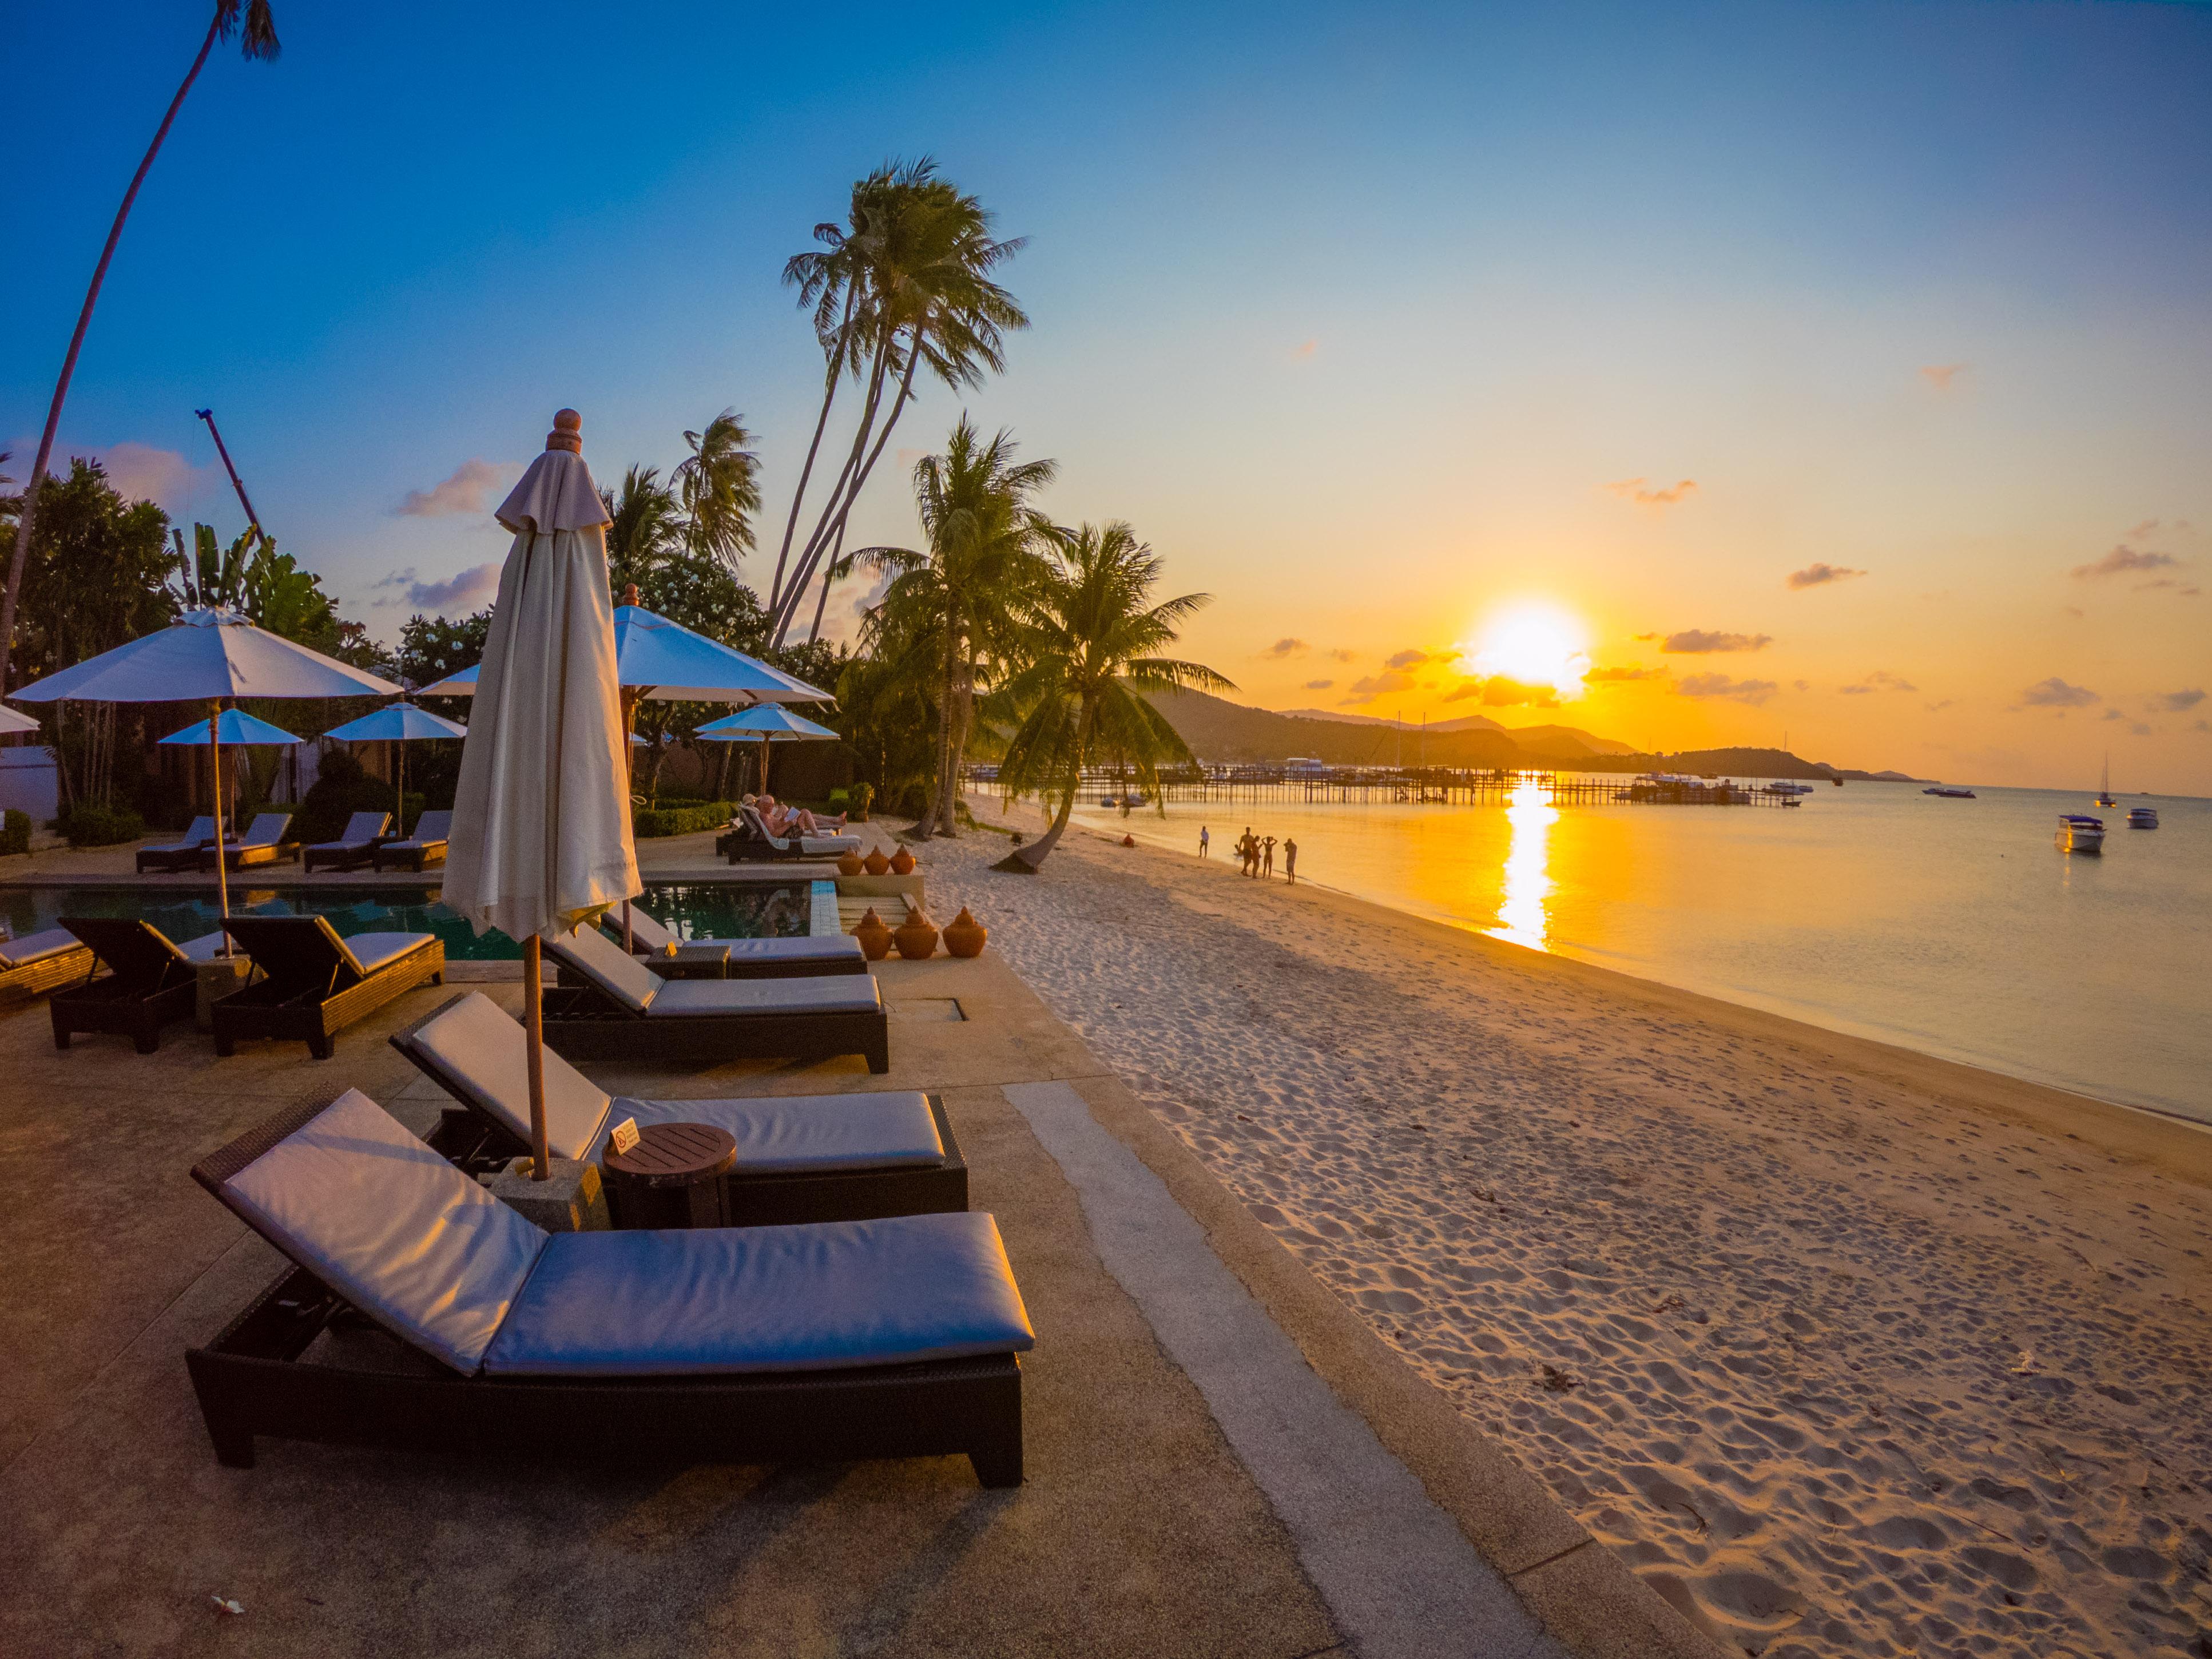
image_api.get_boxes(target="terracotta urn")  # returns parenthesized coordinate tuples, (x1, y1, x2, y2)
(893, 908, 939, 961)
(888, 845, 916, 875)
(851, 907, 893, 961)
(863, 847, 892, 876)
(1122, 834, 1137, 848)
(942, 907, 988, 959)
(836, 849, 865, 878)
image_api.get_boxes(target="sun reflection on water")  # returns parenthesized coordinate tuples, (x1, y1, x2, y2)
(1490, 780, 1557, 951)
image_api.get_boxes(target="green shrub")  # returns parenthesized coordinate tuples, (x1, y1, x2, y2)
(0, 809, 29, 856)
(59, 802, 147, 847)
(292, 779, 424, 846)
(633, 799, 736, 839)
(829, 781, 874, 822)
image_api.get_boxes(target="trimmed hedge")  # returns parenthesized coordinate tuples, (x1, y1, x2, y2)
(1, 808, 29, 856)
(633, 799, 737, 839)
(59, 802, 147, 847)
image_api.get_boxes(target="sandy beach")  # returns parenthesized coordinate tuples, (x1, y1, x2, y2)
(927, 799, 2212, 1658)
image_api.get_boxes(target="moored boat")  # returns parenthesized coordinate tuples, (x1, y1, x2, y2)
(2055, 814, 2105, 854)
(1923, 785, 1976, 799)
(2127, 807, 2159, 829)
(2095, 753, 2116, 808)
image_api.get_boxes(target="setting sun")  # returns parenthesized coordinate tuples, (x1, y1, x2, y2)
(1460, 604, 1589, 698)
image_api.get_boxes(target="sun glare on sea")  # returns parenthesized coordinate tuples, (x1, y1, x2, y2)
(1491, 780, 1558, 951)
(1461, 604, 1589, 697)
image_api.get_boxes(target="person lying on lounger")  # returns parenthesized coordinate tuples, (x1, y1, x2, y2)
(756, 794, 845, 835)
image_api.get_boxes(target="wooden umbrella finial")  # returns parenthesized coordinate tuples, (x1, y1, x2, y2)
(546, 408, 583, 454)
(622, 583, 641, 606)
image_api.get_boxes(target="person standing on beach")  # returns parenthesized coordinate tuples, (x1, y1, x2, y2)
(1199, 825, 1210, 858)
(1262, 835, 1276, 878)
(1284, 836, 1297, 884)
(1240, 827, 1256, 876)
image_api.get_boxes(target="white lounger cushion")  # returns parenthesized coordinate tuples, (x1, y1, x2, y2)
(385, 809, 452, 851)
(313, 812, 390, 850)
(339, 931, 436, 975)
(648, 975, 881, 1017)
(483, 1212, 1034, 1376)
(235, 813, 292, 848)
(218, 1089, 547, 1374)
(400, 993, 935, 1170)
(551, 923, 663, 1011)
(179, 931, 229, 963)
(0, 927, 86, 970)
(146, 816, 219, 853)
(612, 908, 860, 967)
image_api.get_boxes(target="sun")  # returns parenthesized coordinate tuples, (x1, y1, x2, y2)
(1460, 604, 1589, 697)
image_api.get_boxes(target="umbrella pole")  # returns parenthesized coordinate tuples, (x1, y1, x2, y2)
(523, 934, 549, 1180)
(209, 704, 232, 956)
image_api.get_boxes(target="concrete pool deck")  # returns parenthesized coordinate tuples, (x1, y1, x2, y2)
(0, 937, 1711, 1656)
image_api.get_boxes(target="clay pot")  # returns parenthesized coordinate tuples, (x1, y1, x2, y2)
(836, 850, 865, 878)
(851, 907, 893, 961)
(863, 847, 892, 876)
(888, 846, 916, 875)
(893, 909, 939, 961)
(942, 907, 987, 959)
(1121, 834, 1137, 848)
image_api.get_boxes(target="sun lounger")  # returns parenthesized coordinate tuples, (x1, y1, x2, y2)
(602, 906, 867, 979)
(0, 924, 96, 1003)
(50, 917, 229, 1051)
(392, 991, 965, 1224)
(205, 812, 295, 871)
(371, 809, 451, 871)
(136, 815, 224, 874)
(212, 915, 443, 1059)
(715, 805, 861, 864)
(540, 922, 888, 1071)
(185, 1088, 1031, 1482)
(303, 811, 391, 874)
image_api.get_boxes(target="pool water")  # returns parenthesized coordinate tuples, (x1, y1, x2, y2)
(0, 881, 822, 962)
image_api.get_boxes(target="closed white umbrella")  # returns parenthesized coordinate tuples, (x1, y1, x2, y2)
(442, 410, 638, 1180)
(13, 608, 400, 947)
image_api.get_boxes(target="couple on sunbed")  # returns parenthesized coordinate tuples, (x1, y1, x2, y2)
(740, 792, 845, 837)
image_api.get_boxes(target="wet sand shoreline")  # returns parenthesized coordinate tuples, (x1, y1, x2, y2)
(934, 799, 2212, 1658)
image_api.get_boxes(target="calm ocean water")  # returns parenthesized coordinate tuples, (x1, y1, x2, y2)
(1073, 781, 2212, 1124)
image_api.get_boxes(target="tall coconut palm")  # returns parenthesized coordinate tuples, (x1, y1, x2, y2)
(675, 409, 760, 571)
(0, 1, 280, 692)
(768, 161, 1028, 646)
(852, 420, 1057, 837)
(992, 523, 1233, 871)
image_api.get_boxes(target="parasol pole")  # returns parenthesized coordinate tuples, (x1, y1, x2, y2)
(209, 701, 233, 955)
(523, 934, 549, 1178)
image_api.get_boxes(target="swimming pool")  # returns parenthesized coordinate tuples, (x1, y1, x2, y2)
(0, 881, 828, 961)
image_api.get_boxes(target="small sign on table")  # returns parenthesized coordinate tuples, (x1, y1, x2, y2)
(606, 1116, 640, 1157)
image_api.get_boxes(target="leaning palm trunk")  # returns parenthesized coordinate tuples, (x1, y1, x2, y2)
(994, 702, 1091, 872)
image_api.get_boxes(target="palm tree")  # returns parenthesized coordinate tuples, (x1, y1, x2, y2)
(852, 420, 1057, 837)
(767, 161, 1029, 646)
(992, 523, 1233, 871)
(601, 466, 685, 592)
(674, 410, 760, 571)
(0, 1, 279, 693)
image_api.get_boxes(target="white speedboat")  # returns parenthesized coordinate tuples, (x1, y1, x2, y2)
(2127, 807, 2159, 829)
(1764, 780, 1816, 796)
(2055, 814, 2106, 854)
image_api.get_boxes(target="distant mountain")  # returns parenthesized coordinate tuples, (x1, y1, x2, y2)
(1273, 705, 1637, 756)
(1277, 708, 1507, 735)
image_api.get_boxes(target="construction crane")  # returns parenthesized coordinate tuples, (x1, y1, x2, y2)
(194, 408, 263, 538)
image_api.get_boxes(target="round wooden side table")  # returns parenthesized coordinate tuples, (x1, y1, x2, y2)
(599, 1122, 736, 1230)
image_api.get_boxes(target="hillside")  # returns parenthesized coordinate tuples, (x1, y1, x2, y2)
(1277, 707, 1637, 755)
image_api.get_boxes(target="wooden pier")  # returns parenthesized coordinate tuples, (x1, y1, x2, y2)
(965, 765, 1809, 808)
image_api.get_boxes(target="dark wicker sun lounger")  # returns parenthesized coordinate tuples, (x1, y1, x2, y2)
(0, 926, 96, 1003)
(303, 811, 391, 874)
(212, 915, 444, 1059)
(186, 1089, 1031, 1483)
(203, 812, 295, 871)
(136, 815, 224, 874)
(604, 907, 868, 979)
(391, 991, 965, 1225)
(51, 917, 227, 1052)
(371, 809, 451, 872)
(540, 924, 888, 1072)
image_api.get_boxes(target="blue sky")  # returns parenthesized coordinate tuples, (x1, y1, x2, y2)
(7, 1, 2210, 785)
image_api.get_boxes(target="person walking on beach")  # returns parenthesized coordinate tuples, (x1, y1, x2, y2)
(1262, 835, 1276, 878)
(1199, 824, 1210, 858)
(1240, 827, 1256, 876)
(1284, 836, 1298, 884)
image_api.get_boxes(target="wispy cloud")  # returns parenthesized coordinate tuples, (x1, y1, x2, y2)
(2019, 677, 2099, 709)
(1340, 669, 1421, 705)
(1303, 678, 1334, 690)
(1840, 670, 1917, 696)
(1920, 363, 1969, 392)
(1290, 339, 1318, 360)
(1328, 648, 1357, 663)
(1925, 698, 1956, 712)
(2133, 578, 2202, 596)
(1661, 628, 1772, 654)
(1606, 477, 1698, 509)
(374, 562, 502, 614)
(399, 458, 521, 518)
(1676, 672, 1778, 705)
(1584, 665, 1666, 683)
(1787, 562, 1865, 590)
(2071, 543, 2178, 580)
(98, 441, 216, 511)
(1262, 637, 1309, 658)
(2156, 688, 2205, 712)
(1383, 648, 1431, 670)
(1441, 675, 1559, 708)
